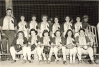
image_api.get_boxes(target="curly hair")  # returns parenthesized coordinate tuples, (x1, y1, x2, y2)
(29, 29, 38, 35)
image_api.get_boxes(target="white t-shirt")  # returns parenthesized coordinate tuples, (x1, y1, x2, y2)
(2, 16, 15, 30)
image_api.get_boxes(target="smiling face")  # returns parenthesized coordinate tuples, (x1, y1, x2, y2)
(44, 32, 48, 37)
(32, 16, 36, 21)
(65, 16, 70, 22)
(42, 16, 47, 22)
(76, 17, 80, 22)
(21, 16, 25, 21)
(56, 31, 60, 37)
(31, 31, 36, 36)
(67, 31, 72, 37)
(54, 18, 59, 23)
(80, 30, 85, 36)
(18, 33, 23, 39)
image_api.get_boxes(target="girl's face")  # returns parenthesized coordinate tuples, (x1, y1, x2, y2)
(65, 16, 70, 22)
(42, 16, 47, 22)
(32, 16, 36, 21)
(18, 33, 23, 39)
(76, 17, 80, 22)
(31, 31, 36, 36)
(56, 31, 60, 37)
(80, 30, 85, 36)
(21, 16, 25, 21)
(67, 31, 72, 37)
(44, 32, 48, 37)
(54, 18, 59, 23)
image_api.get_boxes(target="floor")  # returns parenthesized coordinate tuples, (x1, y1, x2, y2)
(0, 58, 99, 67)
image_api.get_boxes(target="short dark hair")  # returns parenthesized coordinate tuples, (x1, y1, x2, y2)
(7, 8, 12, 11)
(30, 29, 38, 35)
(79, 28, 85, 32)
(42, 30, 50, 36)
(41, 14, 48, 19)
(54, 30, 61, 36)
(32, 14, 36, 17)
(17, 31, 25, 38)
(54, 16, 59, 19)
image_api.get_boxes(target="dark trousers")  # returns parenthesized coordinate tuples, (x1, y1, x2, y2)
(2, 30, 15, 53)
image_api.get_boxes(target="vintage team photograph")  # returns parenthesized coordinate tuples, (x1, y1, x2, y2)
(0, 0, 99, 67)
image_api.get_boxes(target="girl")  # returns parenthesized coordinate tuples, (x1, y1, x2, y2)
(27, 29, 41, 62)
(48, 30, 63, 63)
(39, 15, 49, 37)
(63, 16, 72, 37)
(62, 29, 77, 64)
(40, 30, 52, 63)
(10, 31, 28, 63)
(28, 15, 38, 31)
(18, 15, 28, 38)
(74, 16, 82, 37)
(52, 17, 60, 37)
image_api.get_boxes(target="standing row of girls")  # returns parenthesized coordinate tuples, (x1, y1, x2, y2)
(10, 14, 96, 65)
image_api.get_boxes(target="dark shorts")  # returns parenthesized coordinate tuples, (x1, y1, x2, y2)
(43, 46, 50, 54)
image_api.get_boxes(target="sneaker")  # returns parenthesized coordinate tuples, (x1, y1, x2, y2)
(63, 61, 67, 64)
(22, 60, 26, 64)
(78, 60, 82, 64)
(28, 60, 33, 63)
(91, 61, 96, 65)
(11, 60, 16, 63)
(47, 60, 50, 64)
(56, 60, 59, 64)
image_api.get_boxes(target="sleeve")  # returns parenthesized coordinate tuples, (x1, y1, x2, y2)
(85, 36, 91, 43)
(28, 37, 31, 43)
(37, 23, 41, 29)
(50, 37, 54, 44)
(60, 23, 64, 32)
(27, 22, 30, 29)
(75, 36, 79, 43)
(52, 37, 55, 44)
(14, 18, 17, 27)
(36, 22, 39, 29)
(0, 17, 4, 27)
(61, 37, 66, 46)
(40, 37, 43, 44)
(37, 36, 41, 43)
(23, 37, 28, 44)
(25, 23, 28, 28)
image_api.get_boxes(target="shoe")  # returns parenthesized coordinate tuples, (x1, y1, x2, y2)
(63, 61, 67, 64)
(44, 60, 47, 64)
(78, 60, 82, 64)
(11, 60, 16, 63)
(39, 60, 42, 64)
(91, 61, 96, 65)
(22, 60, 26, 64)
(28, 60, 33, 63)
(56, 60, 59, 63)
(47, 60, 50, 64)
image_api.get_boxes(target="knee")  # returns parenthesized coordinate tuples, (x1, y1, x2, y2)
(62, 46, 66, 51)
(88, 47, 93, 52)
(10, 46, 14, 51)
